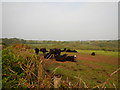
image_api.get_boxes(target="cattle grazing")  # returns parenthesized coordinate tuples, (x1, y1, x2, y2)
(49, 49, 55, 54)
(91, 52, 95, 56)
(44, 48, 61, 59)
(44, 53, 51, 59)
(54, 54, 76, 62)
(43, 49, 56, 59)
(72, 50, 77, 52)
(61, 48, 67, 52)
(40, 48, 48, 54)
(49, 48, 61, 55)
(74, 55, 77, 58)
(34, 48, 39, 55)
(49, 54, 55, 59)
(42, 48, 77, 62)
(66, 56, 75, 62)
(66, 49, 77, 53)
(54, 54, 68, 62)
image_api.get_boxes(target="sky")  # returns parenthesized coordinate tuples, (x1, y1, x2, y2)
(1, 1, 119, 41)
(1, 0, 119, 2)
(0, 2, 2, 39)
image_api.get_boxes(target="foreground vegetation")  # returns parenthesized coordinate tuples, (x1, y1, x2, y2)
(2, 44, 120, 89)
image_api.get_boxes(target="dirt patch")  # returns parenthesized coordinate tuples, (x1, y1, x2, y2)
(43, 59, 73, 68)
(41, 53, 118, 69)
(76, 54, 118, 65)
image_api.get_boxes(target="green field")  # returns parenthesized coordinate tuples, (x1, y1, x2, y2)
(45, 50, 118, 88)
(77, 50, 118, 57)
(1, 39, 120, 89)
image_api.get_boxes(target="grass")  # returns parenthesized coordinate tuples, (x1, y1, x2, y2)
(29, 46, 119, 88)
(26, 48, 119, 88)
(77, 50, 118, 57)
(2, 44, 119, 88)
(46, 54, 118, 88)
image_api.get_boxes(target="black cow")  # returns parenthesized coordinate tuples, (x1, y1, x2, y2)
(72, 50, 77, 52)
(49, 49, 54, 54)
(40, 48, 48, 54)
(61, 48, 67, 52)
(44, 53, 51, 59)
(54, 54, 68, 62)
(91, 52, 95, 56)
(49, 48, 61, 55)
(44, 48, 61, 59)
(66, 56, 75, 62)
(74, 55, 77, 58)
(55, 54, 76, 62)
(66, 49, 77, 52)
(34, 48, 39, 55)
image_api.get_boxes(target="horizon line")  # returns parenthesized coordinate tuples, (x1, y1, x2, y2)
(0, 37, 119, 41)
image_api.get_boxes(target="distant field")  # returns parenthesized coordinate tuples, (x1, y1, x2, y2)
(77, 50, 118, 57)
(25, 39, 119, 52)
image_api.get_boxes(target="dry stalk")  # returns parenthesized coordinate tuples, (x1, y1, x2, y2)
(8, 68, 16, 74)
(92, 67, 120, 89)
(101, 67, 120, 88)
(112, 83, 117, 90)
(37, 60, 43, 88)
(74, 76, 88, 88)
(54, 76, 61, 88)
(73, 80, 81, 88)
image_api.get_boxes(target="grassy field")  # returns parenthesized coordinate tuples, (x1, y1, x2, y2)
(44, 50, 119, 88)
(2, 43, 119, 89)
(77, 50, 118, 57)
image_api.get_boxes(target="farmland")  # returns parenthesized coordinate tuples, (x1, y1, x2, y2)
(40, 50, 119, 88)
(1, 38, 120, 89)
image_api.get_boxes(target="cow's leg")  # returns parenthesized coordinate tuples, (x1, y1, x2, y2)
(48, 54, 53, 59)
(46, 53, 51, 59)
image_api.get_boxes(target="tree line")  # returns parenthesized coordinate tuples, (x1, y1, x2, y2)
(1, 38, 119, 51)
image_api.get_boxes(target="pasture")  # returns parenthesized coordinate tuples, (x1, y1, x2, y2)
(41, 50, 119, 88)
(1, 40, 119, 89)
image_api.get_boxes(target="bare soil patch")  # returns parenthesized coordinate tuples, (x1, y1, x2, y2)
(40, 54, 118, 70)
(76, 54, 118, 65)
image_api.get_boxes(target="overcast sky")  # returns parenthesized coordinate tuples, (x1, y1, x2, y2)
(1, 1, 118, 41)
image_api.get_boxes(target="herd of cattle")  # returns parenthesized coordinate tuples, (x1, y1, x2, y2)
(34, 48, 77, 62)
(34, 48, 96, 62)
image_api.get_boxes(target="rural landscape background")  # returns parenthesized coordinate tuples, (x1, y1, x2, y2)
(0, 38, 120, 89)
(1, 0, 120, 89)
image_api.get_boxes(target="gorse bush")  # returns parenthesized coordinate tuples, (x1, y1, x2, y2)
(2, 44, 54, 89)
(2, 47, 24, 89)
